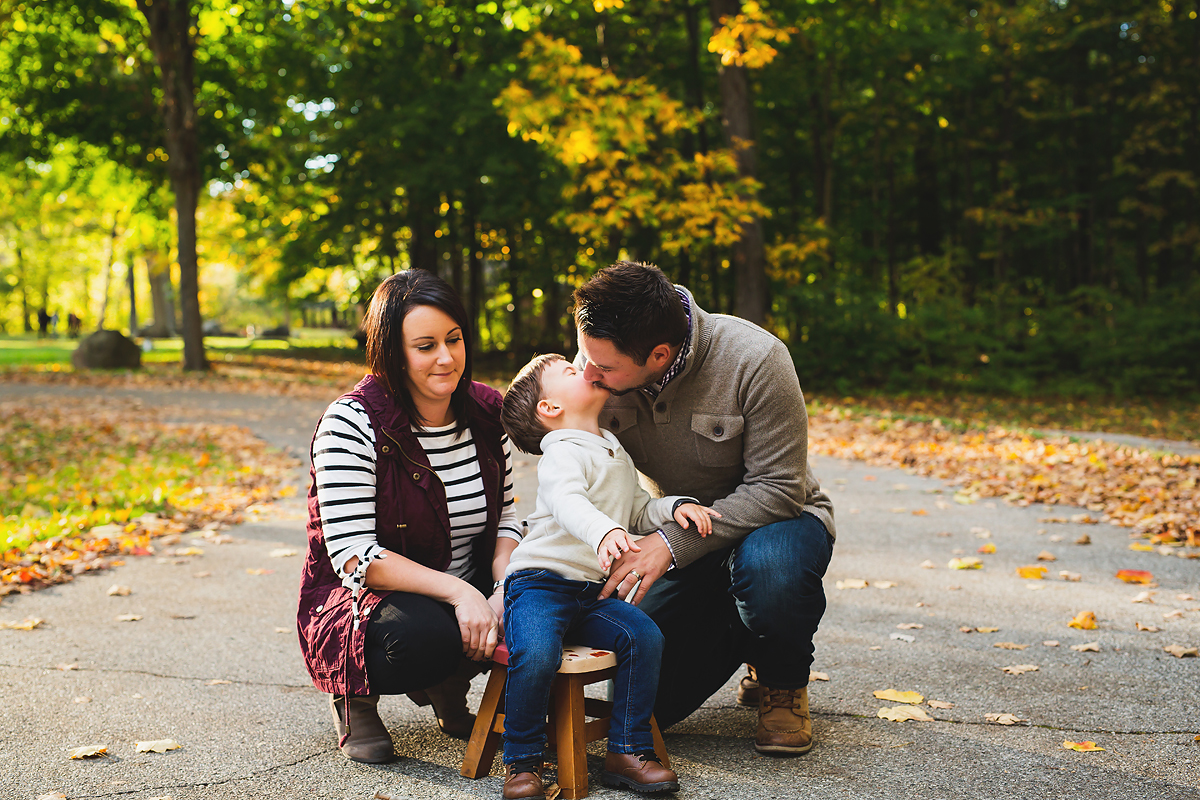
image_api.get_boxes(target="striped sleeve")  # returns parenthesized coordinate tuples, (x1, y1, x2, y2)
(497, 434, 523, 543)
(312, 398, 386, 580)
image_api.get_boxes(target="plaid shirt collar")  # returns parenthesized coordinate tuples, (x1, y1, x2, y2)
(642, 288, 692, 400)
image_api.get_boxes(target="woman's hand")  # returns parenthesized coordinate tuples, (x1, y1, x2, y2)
(449, 584, 501, 661)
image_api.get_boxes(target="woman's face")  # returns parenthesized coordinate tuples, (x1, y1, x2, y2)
(401, 304, 466, 412)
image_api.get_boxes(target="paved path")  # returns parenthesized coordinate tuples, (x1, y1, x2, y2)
(1, 383, 1198, 800)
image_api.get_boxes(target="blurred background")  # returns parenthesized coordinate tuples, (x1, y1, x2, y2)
(0, 0, 1197, 396)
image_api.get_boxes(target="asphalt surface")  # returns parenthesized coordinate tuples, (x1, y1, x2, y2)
(1, 383, 1197, 800)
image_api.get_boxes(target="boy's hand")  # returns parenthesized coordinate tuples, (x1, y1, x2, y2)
(673, 503, 721, 537)
(598, 528, 642, 571)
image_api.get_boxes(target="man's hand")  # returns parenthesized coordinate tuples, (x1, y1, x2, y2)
(599, 534, 673, 605)
(598, 528, 642, 571)
(673, 503, 720, 537)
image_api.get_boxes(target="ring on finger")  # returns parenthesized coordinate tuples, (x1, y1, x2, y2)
(629, 569, 642, 581)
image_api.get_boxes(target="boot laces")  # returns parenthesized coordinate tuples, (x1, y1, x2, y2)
(763, 687, 801, 710)
(634, 750, 664, 765)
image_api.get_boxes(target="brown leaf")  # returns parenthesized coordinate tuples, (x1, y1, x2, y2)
(1001, 664, 1039, 675)
(1043, 640, 1060, 647)
(1131, 591, 1156, 603)
(1036, 550, 1057, 562)
(927, 699, 955, 709)
(1163, 609, 1185, 620)
(1070, 641, 1100, 652)
(920, 560, 937, 569)
(984, 713, 1027, 725)
(809, 671, 830, 682)
(56, 663, 78, 671)
(994, 642, 1030, 650)
(36, 793, 68, 800)
(107, 585, 131, 596)
(896, 623, 924, 630)
(1075, 533, 1092, 545)
(1164, 645, 1199, 658)
(1059, 571, 1082, 582)
(115, 614, 143, 622)
(977, 626, 1000, 633)
(1135, 622, 1160, 632)
(835, 579, 868, 590)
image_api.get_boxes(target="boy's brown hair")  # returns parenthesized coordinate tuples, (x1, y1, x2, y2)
(501, 353, 565, 456)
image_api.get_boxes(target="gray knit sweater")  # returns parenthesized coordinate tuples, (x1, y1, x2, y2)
(588, 286, 835, 568)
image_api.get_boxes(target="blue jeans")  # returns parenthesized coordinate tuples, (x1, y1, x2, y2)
(502, 569, 665, 764)
(638, 512, 833, 728)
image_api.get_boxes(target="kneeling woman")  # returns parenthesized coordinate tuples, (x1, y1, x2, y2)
(297, 271, 521, 762)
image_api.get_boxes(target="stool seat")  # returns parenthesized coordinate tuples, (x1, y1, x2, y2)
(461, 642, 668, 799)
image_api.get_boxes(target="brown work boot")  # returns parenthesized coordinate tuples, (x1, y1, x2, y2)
(407, 660, 478, 739)
(502, 760, 545, 799)
(330, 694, 395, 763)
(736, 664, 760, 707)
(755, 685, 813, 755)
(602, 751, 680, 793)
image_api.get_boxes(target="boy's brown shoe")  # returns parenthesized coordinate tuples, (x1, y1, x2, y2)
(602, 751, 680, 793)
(502, 761, 545, 800)
(736, 665, 760, 707)
(754, 686, 814, 755)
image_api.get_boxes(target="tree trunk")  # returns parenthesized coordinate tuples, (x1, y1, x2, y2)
(145, 247, 177, 337)
(97, 221, 119, 330)
(136, 0, 207, 370)
(709, 0, 766, 325)
(127, 256, 138, 336)
(16, 243, 31, 333)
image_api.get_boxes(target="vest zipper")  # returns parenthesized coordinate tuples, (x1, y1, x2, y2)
(384, 429, 452, 546)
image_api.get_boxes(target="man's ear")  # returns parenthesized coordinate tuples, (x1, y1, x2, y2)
(648, 343, 673, 368)
(537, 398, 563, 420)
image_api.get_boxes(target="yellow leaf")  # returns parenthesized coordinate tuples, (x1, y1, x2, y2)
(1017, 565, 1047, 579)
(835, 579, 868, 590)
(134, 738, 181, 753)
(246, 568, 274, 575)
(1129, 542, 1154, 552)
(177, 547, 204, 557)
(873, 689, 924, 704)
(69, 744, 107, 759)
(1062, 741, 1105, 752)
(948, 557, 983, 570)
(877, 705, 933, 722)
(873, 580, 898, 589)
(0, 618, 44, 630)
(1068, 611, 1097, 630)
(977, 543, 996, 554)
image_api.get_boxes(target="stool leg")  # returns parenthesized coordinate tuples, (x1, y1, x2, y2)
(461, 666, 507, 779)
(650, 714, 670, 769)
(553, 674, 590, 799)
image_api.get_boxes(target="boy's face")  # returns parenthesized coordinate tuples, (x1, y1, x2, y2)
(540, 359, 610, 419)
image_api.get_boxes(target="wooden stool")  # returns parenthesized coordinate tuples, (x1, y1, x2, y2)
(460, 643, 669, 799)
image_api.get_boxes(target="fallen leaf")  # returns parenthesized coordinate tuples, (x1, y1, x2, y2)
(928, 699, 955, 709)
(56, 663, 78, 671)
(1135, 622, 1160, 632)
(1068, 611, 1098, 630)
(970, 527, 992, 537)
(193, 571, 212, 578)
(1164, 645, 1199, 658)
(920, 560, 936, 569)
(873, 689, 924, 704)
(1037, 550, 1057, 562)
(274, 626, 290, 633)
(1163, 609, 1185, 619)
(890, 633, 915, 643)
(1131, 591, 1156, 603)
(1039, 516, 1068, 523)
(1017, 565, 1047, 580)
(835, 579, 868, 590)
(1178, 594, 1195, 601)
(1043, 640, 1060, 647)
(1075, 533, 1092, 545)
(269, 548, 298, 558)
(948, 557, 983, 570)
(107, 585, 131, 596)
(977, 626, 1001, 633)
(115, 614, 143, 622)
(1070, 514, 1099, 525)
(896, 623, 924, 630)
(0, 618, 44, 630)
(874, 581, 897, 589)
(890, 506, 908, 513)
(984, 713, 1027, 725)
(205, 679, 232, 685)
(69, 744, 107, 759)
(1116, 569, 1154, 584)
(869, 645, 882, 650)
(74, 696, 91, 703)
(1059, 571, 1082, 582)
(994, 642, 1030, 650)
(246, 568, 275, 576)
(877, 705, 933, 722)
(978, 543, 997, 554)
(912, 509, 928, 516)
(809, 671, 830, 682)
(545, 782, 562, 800)
(134, 739, 181, 753)
(1062, 741, 1105, 752)
(1001, 664, 1039, 675)
(1070, 641, 1100, 652)
(946, 584, 962, 591)
(176, 547, 204, 557)
(1129, 542, 1154, 552)
(36, 793, 68, 800)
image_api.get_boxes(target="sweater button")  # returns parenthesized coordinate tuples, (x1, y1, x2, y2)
(713, 425, 724, 436)
(607, 449, 614, 457)
(610, 417, 619, 430)
(655, 402, 666, 413)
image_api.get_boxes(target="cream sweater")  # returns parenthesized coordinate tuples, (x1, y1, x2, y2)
(505, 429, 689, 583)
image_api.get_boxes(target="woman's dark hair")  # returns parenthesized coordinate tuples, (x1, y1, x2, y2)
(363, 270, 474, 432)
(572, 261, 688, 365)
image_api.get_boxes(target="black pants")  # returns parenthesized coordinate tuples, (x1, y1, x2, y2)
(364, 592, 465, 696)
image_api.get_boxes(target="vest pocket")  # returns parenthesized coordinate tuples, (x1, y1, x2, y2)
(691, 413, 744, 467)
(603, 407, 646, 463)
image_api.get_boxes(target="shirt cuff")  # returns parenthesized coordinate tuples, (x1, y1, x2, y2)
(656, 529, 677, 571)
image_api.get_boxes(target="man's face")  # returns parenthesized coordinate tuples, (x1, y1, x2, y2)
(577, 333, 661, 396)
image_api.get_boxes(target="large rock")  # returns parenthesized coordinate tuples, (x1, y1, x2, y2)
(71, 330, 142, 370)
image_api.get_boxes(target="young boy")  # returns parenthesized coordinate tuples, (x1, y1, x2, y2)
(498, 354, 717, 799)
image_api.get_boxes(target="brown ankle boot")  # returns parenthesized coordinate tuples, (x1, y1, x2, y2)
(602, 751, 680, 792)
(755, 685, 813, 755)
(502, 760, 545, 799)
(330, 694, 394, 763)
(407, 661, 477, 739)
(736, 664, 760, 707)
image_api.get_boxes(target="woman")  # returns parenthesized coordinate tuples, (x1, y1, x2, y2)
(297, 270, 522, 763)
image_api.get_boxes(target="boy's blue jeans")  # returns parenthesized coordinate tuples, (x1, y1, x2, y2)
(502, 569, 665, 764)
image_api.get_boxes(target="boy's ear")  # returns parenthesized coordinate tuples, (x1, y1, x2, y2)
(536, 398, 563, 420)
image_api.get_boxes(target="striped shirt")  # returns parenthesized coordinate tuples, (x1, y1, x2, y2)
(312, 398, 522, 587)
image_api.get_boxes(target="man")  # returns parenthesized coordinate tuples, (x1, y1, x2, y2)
(574, 261, 835, 754)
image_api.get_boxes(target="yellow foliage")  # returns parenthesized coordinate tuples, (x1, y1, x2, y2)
(707, 2, 800, 69)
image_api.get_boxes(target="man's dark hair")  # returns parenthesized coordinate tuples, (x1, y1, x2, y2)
(501, 353, 564, 456)
(572, 261, 688, 365)
(362, 270, 474, 433)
